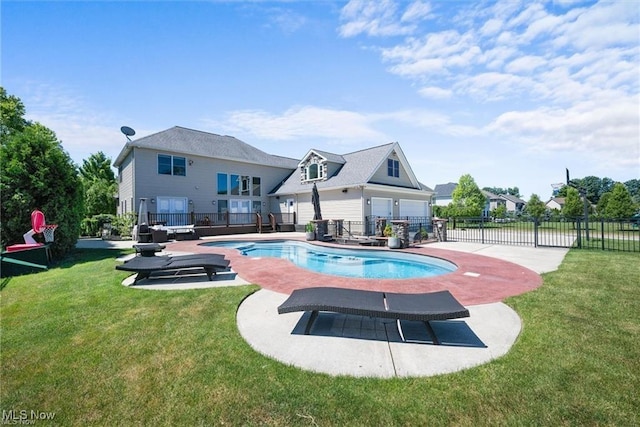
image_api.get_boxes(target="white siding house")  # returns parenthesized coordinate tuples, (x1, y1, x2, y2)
(114, 126, 434, 234)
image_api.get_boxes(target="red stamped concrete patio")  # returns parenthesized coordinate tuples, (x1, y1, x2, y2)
(167, 236, 542, 305)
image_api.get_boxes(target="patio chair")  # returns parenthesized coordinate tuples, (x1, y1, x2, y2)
(116, 253, 229, 284)
(278, 287, 469, 344)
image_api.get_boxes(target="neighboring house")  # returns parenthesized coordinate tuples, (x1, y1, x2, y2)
(114, 126, 434, 234)
(483, 191, 503, 217)
(433, 183, 457, 206)
(434, 184, 526, 217)
(546, 197, 565, 211)
(500, 194, 527, 214)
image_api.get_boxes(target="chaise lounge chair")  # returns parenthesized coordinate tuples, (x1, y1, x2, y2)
(116, 254, 230, 285)
(277, 287, 469, 344)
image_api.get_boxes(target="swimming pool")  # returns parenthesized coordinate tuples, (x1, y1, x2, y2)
(205, 240, 457, 279)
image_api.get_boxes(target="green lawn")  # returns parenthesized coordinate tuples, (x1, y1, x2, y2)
(1, 248, 639, 425)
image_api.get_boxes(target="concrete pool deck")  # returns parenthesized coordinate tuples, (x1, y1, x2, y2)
(78, 234, 569, 378)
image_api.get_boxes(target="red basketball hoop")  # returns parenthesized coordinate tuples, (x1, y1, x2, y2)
(32, 210, 46, 233)
(42, 224, 58, 243)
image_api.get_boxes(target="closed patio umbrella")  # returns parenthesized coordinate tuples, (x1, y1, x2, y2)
(311, 183, 322, 221)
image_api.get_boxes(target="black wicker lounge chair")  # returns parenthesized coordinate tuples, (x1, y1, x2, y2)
(116, 254, 229, 284)
(277, 287, 469, 344)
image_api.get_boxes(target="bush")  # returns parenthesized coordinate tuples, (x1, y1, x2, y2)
(112, 213, 136, 238)
(80, 214, 116, 237)
(1, 123, 83, 258)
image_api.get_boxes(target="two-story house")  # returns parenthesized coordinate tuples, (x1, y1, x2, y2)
(114, 126, 434, 235)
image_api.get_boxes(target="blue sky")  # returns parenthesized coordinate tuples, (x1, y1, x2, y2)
(2, 0, 638, 200)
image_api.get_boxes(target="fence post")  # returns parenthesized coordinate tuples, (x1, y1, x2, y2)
(534, 217, 539, 247)
(576, 218, 582, 249)
(481, 217, 485, 244)
(601, 218, 605, 251)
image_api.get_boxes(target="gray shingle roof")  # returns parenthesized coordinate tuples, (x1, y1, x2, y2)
(500, 194, 527, 204)
(482, 190, 501, 199)
(273, 143, 398, 194)
(434, 182, 457, 198)
(114, 126, 299, 169)
(308, 149, 345, 164)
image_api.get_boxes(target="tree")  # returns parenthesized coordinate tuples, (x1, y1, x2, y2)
(562, 187, 583, 218)
(79, 152, 117, 217)
(482, 186, 521, 197)
(84, 178, 117, 217)
(79, 151, 116, 182)
(450, 174, 486, 217)
(596, 192, 611, 217)
(0, 89, 84, 258)
(624, 179, 640, 205)
(525, 194, 546, 220)
(604, 183, 635, 218)
(555, 185, 568, 198)
(559, 175, 617, 205)
(0, 87, 27, 138)
(491, 204, 507, 220)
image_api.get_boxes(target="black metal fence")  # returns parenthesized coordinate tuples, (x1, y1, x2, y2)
(364, 216, 432, 236)
(445, 217, 639, 252)
(144, 212, 638, 252)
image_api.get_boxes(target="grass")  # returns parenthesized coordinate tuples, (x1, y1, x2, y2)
(1, 248, 639, 425)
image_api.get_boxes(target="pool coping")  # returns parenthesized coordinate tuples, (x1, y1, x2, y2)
(166, 235, 543, 306)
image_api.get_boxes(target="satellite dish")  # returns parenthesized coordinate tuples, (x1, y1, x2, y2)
(120, 126, 136, 141)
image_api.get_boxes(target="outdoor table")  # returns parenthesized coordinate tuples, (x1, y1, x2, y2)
(133, 243, 166, 257)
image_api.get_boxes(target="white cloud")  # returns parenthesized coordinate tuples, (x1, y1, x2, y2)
(339, 0, 638, 178)
(265, 8, 307, 34)
(401, 1, 433, 22)
(455, 72, 535, 101)
(556, 1, 640, 50)
(16, 82, 127, 166)
(486, 95, 640, 168)
(213, 106, 387, 143)
(418, 86, 452, 99)
(207, 105, 483, 151)
(339, 0, 414, 37)
(479, 18, 503, 36)
(505, 55, 547, 73)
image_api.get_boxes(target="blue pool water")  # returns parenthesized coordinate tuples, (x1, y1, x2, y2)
(205, 240, 456, 279)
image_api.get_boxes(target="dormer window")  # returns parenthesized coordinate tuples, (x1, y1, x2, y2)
(308, 163, 322, 180)
(302, 161, 325, 182)
(388, 158, 399, 178)
(300, 150, 333, 183)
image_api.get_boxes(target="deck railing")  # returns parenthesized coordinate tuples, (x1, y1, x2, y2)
(147, 212, 296, 228)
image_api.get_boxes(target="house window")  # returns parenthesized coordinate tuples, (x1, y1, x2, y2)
(230, 174, 240, 195)
(252, 177, 261, 196)
(158, 154, 186, 176)
(158, 155, 172, 175)
(240, 175, 251, 196)
(387, 159, 399, 178)
(173, 157, 186, 176)
(304, 163, 324, 181)
(217, 173, 228, 195)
